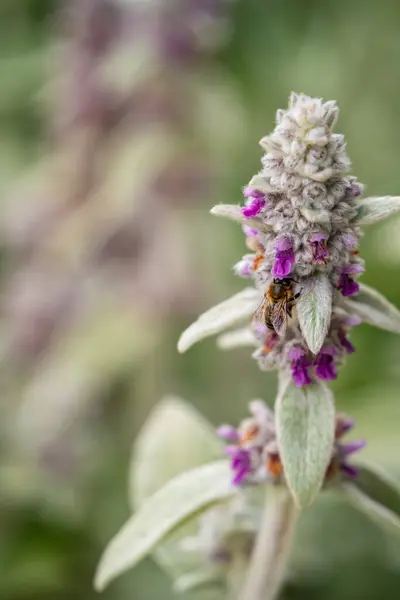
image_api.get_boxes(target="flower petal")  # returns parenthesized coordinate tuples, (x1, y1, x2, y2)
(217, 425, 239, 441)
(178, 288, 262, 353)
(341, 440, 367, 456)
(354, 196, 400, 226)
(341, 464, 359, 478)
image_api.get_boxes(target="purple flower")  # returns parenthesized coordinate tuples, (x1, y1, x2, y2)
(218, 421, 253, 485)
(348, 183, 362, 197)
(224, 446, 251, 485)
(310, 232, 329, 264)
(342, 315, 362, 327)
(340, 463, 359, 478)
(272, 237, 295, 278)
(342, 232, 358, 250)
(342, 264, 365, 275)
(242, 224, 259, 237)
(216, 401, 279, 486)
(337, 266, 363, 296)
(338, 328, 355, 353)
(335, 414, 355, 437)
(327, 415, 366, 479)
(314, 346, 337, 381)
(289, 346, 313, 387)
(341, 439, 367, 457)
(339, 440, 366, 478)
(338, 273, 359, 296)
(243, 186, 265, 199)
(217, 425, 239, 441)
(233, 255, 254, 278)
(241, 188, 266, 218)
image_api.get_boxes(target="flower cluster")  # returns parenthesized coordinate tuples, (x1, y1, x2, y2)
(217, 401, 280, 485)
(234, 93, 366, 385)
(178, 93, 400, 386)
(252, 312, 362, 387)
(218, 400, 365, 487)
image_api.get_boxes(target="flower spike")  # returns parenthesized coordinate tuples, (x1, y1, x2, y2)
(180, 93, 400, 386)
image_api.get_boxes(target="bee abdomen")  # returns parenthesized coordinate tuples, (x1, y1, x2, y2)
(265, 318, 275, 330)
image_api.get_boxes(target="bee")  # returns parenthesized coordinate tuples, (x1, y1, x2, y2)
(252, 278, 300, 337)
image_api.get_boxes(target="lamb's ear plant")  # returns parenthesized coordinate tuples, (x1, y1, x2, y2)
(94, 94, 400, 600)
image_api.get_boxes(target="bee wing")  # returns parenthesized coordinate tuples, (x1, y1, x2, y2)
(251, 298, 267, 333)
(271, 299, 289, 337)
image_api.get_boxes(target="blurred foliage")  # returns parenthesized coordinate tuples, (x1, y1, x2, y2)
(1, 0, 400, 599)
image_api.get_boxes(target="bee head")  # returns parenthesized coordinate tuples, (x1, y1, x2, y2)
(273, 277, 293, 286)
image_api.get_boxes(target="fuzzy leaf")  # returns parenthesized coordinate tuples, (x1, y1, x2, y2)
(342, 486, 400, 535)
(354, 196, 400, 226)
(354, 463, 400, 515)
(300, 207, 331, 224)
(342, 462, 400, 535)
(216, 327, 258, 350)
(277, 368, 292, 397)
(210, 204, 272, 233)
(94, 461, 234, 591)
(178, 288, 262, 353)
(276, 380, 335, 509)
(130, 396, 223, 506)
(296, 274, 332, 355)
(129, 397, 224, 586)
(174, 571, 224, 594)
(343, 282, 400, 334)
(248, 173, 273, 194)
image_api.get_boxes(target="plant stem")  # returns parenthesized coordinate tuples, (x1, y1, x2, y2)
(240, 485, 298, 600)
(227, 551, 250, 600)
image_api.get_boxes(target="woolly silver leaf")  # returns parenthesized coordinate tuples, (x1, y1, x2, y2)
(342, 466, 400, 537)
(216, 327, 258, 350)
(130, 397, 224, 588)
(178, 288, 262, 353)
(275, 380, 335, 509)
(296, 274, 332, 355)
(343, 282, 400, 334)
(355, 196, 400, 226)
(210, 204, 272, 233)
(94, 461, 234, 591)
